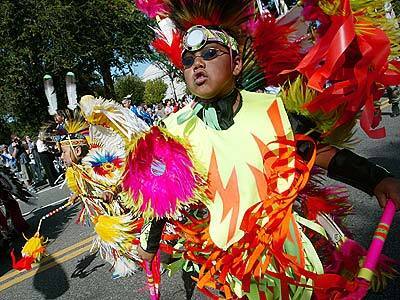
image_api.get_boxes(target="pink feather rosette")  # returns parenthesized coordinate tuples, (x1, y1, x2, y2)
(122, 127, 206, 218)
(134, 0, 169, 19)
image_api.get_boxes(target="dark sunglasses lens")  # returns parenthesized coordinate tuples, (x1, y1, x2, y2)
(182, 55, 195, 68)
(202, 48, 218, 60)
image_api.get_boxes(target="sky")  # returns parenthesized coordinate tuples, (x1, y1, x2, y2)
(133, 62, 150, 77)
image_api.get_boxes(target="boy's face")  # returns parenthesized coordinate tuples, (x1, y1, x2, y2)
(183, 42, 242, 100)
(61, 145, 81, 167)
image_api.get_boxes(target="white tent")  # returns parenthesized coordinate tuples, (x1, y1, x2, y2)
(141, 64, 186, 100)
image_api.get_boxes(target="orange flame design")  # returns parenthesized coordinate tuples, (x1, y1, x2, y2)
(207, 149, 240, 245)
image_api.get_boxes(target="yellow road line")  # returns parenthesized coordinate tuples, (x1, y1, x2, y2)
(0, 244, 92, 292)
(0, 235, 94, 283)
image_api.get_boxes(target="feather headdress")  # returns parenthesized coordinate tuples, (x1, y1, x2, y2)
(137, 0, 254, 31)
(135, 0, 169, 18)
(59, 109, 89, 147)
(162, 0, 254, 34)
(136, 0, 255, 68)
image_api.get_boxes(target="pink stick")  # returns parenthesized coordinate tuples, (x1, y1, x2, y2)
(144, 260, 160, 300)
(342, 200, 397, 300)
(362, 199, 396, 275)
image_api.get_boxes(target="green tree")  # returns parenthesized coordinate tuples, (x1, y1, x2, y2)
(115, 75, 145, 104)
(143, 79, 168, 105)
(69, 0, 154, 99)
(0, 0, 153, 142)
(393, 2, 400, 17)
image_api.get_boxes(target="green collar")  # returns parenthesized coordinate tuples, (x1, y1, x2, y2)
(177, 89, 242, 130)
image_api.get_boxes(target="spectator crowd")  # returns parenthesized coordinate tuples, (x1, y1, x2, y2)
(0, 112, 67, 192)
(121, 95, 192, 125)
(0, 95, 194, 193)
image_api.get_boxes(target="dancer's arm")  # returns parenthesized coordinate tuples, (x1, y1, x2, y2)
(137, 218, 167, 261)
(289, 113, 400, 209)
(315, 145, 400, 209)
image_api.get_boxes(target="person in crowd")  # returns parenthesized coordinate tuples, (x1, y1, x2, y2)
(54, 110, 68, 136)
(0, 171, 29, 241)
(0, 145, 17, 172)
(36, 132, 59, 187)
(122, 96, 153, 125)
(122, 96, 133, 109)
(136, 103, 153, 125)
(25, 136, 44, 184)
(8, 135, 34, 192)
(155, 103, 166, 121)
(386, 86, 400, 117)
(164, 100, 173, 115)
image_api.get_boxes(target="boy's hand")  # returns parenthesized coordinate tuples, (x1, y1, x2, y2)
(102, 186, 122, 203)
(102, 191, 114, 203)
(68, 193, 80, 205)
(374, 177, 400, 209)
(137, 245, 156, 261)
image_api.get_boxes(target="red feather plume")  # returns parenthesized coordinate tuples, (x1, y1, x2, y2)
(251, 14, 303, 86)
(152, 30, 184, 69)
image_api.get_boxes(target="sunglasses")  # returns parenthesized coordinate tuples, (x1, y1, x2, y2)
(182, 48, 229, 69)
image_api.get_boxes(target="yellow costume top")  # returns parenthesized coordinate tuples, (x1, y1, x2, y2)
(164, 90, 295, 249)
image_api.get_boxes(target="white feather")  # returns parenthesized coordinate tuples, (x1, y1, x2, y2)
(112, 257, 139, 278)
(89, 125, 125, 151)
(316, 213, 345, 246)
(66, 72, 78, 111)
(43, 75, 58, 115)
(80, 96, 149, 141)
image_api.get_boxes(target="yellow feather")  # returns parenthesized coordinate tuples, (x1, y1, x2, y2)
(319, 0, 342, 16)
(281, 76, 357, 148)
(351, 0, 400, 58)
(80, 95, 112, 126)
(94, 215, 135, 244)
(64, 109, 89, 134)
(22, 233, 46, 260)
(65, 167, 81, 194)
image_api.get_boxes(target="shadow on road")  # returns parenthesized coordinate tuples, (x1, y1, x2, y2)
(71, 252, 105, 279)
(31, 203, 80, 241)
(0, 203, 80, 277)
(33, 254, 70, 299)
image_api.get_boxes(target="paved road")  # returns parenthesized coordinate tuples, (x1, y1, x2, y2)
(1, 183, 206, 300)
(0, 113, 399, 299)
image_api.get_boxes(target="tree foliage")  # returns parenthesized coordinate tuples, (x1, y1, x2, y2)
(115, 75, 145, 104)
(143, 79, 168, 105)
(393, 2, 400, 17)
(0, 0, 153, 142)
